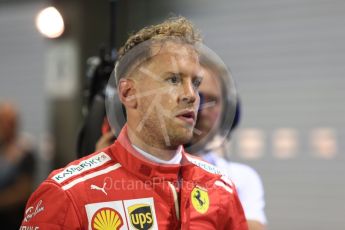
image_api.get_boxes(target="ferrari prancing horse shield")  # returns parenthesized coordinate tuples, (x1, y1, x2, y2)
(191, 186, 210, 214)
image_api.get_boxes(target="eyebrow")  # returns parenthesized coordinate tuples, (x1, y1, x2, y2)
(165, 71, 203, 79)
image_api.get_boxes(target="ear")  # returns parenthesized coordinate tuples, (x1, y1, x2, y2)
(118, 78, 137, 109)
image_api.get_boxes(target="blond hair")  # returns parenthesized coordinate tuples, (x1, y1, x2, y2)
(115, 17, 202, 83)
(118, 16, 201, 60)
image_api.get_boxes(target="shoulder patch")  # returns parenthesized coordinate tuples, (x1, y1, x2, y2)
(52, 152, 112, 183)
(186, 155, 225, 176)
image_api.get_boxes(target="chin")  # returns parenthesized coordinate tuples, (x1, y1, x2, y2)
(168, 131, 193, 146)
(179, 132, 194, 145)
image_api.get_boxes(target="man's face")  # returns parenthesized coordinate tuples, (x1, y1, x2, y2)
(193, 66, 223, 143)
(130, 42, 202, 148)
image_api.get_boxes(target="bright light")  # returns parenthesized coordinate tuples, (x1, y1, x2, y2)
(273, 128, 298, 159)
(310, 128, 337, 159)
(238, 129, 265, 159)
(36, 7, 64, 39)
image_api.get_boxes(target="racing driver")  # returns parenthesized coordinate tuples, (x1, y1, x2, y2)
(20, 17, 248, 230)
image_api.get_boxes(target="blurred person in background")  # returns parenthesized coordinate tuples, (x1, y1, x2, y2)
(0, 102, 36, 230)
(193, 61, 267, 230)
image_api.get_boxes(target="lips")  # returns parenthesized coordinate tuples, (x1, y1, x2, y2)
(175, 110, 196, 125)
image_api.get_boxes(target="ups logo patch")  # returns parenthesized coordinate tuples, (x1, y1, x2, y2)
(128, 204, 154, 230)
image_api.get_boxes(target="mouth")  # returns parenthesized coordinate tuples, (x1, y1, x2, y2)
(175, 110, 196, 126)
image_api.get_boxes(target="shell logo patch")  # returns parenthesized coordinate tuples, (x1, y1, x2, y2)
(191, 186, 209, 214)
(91, 207, 123, 230)
(128, 204, 154, 230)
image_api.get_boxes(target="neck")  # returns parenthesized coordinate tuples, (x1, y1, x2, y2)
(127, 124, 180, 161)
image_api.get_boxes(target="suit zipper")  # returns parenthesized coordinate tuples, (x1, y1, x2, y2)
(168, 181, 180, 221)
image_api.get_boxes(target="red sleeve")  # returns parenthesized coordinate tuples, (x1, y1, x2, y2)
(20, 180, 81, 230)
(218, 179, 248, 230)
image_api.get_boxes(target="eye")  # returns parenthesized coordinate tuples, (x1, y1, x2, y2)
(192, 77, 202, 89)
(204, 95, 219, 105)
(166, 74, 181, 85)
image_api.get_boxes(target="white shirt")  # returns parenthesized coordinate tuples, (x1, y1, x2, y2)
(132, 144, 182, 165)
(202, 152, 267, 224)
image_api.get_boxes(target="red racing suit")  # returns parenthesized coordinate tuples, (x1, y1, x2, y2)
(20, 127, 248, 230)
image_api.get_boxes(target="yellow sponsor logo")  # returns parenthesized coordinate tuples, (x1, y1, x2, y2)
(128, 204, 154, 230)
(91, 208, 123, 230)
(191, 186, 210, 214)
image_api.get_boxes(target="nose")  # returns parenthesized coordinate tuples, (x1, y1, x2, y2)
(179, 80, 197, 104)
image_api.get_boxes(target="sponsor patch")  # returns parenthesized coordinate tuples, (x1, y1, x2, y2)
(128, 204, 154, 230)
(90, 182, 108, 195)
(186, 156, 224, 175)
(53, 152, 111, 183)
(86, 201, 128, 230)
(191, 186, 210, 214)
(91, 208, 123, 230)
(23, 200, 44, 222)
(124, 198, 158, 230)
(85, 198, 157, 230)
